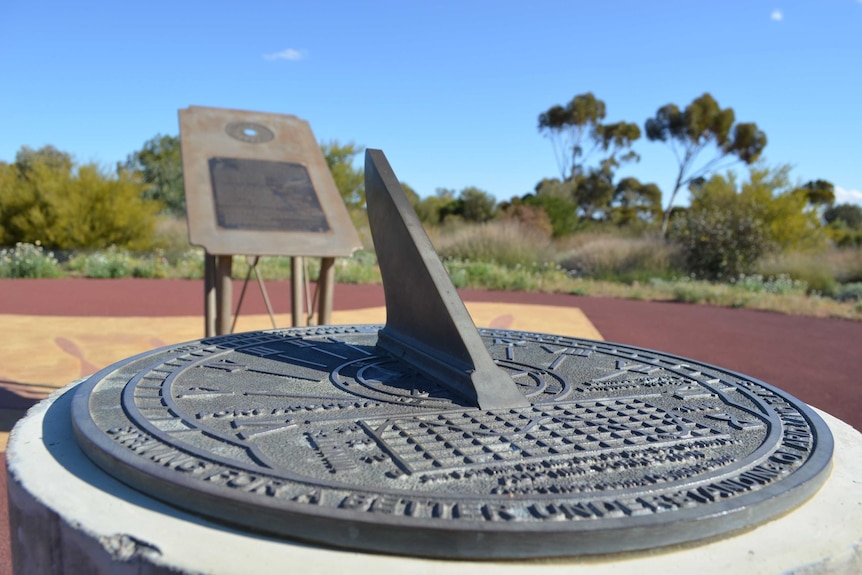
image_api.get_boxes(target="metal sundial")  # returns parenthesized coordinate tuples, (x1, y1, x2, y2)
(71, 150, 833, 559)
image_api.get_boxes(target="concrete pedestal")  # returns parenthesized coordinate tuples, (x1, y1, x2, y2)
(7, 382, 862, 575)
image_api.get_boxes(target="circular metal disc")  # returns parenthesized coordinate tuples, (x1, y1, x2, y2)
(71, 327, 833, 559)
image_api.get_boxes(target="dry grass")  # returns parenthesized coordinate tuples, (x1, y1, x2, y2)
(557, 234, 682, 282)
(152, 215, 193, 254)
(432, 221, 556, 267)
(757, 247, 862, 293)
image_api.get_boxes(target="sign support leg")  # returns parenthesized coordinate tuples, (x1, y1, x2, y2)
(291, 256, 304, 327)
(317, 257, 335, 326)
(216, 255, 233, 335)
(204, 252, 217, 337)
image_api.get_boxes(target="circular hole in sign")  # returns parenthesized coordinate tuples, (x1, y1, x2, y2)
(225, 122, 274, 144)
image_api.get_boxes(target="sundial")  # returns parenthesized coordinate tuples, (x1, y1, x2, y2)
(71, 150, 833, 559)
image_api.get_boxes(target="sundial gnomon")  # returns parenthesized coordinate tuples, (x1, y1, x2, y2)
(72, 150, 832, 559)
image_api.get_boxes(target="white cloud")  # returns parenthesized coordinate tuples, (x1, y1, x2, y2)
(263, 48, 306, 61)
(771, 9, 783, 21)
(835, 186, 862, 205)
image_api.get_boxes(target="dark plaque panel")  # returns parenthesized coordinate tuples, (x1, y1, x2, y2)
(71, 327, 832, 559)
(209, 157, 330, 232)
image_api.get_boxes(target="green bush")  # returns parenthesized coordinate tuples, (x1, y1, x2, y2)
(443, 259, 538, 291)
(673, 193, 773, 282)
(673, 167, 829, 282)
(733, 274, 808, 295)
(67, 247, 176, 279)
(67, 247, 133, 278)
(0, 242, 62, 278)
(0, 146, 160, 250)
(834, 282, 862, 302)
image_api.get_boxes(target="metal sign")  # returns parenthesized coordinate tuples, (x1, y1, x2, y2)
(179, 106, 360, 257)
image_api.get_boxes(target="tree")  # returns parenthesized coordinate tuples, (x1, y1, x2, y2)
(399, 181, 421, 208)
(538, 93, 647, 226)
(645, 93, 767, 235)
(799, 179, 835, 207)
(451, 187, 498, 223)
(124, 134, 185, 216)
(571, 169, 615, 220)
(415, 189, 457, 225)
(520, 182, 579, 237)
(538, 92, 606, 181)
(610, 177, 662, 226)
(320, 140, 365, 210)
(15, 145, 73, 174)
(824, 203, 862, 229)
(823, 202, 862, 247)
(538, 93, 641, 182)
(0, 146, 159, 249)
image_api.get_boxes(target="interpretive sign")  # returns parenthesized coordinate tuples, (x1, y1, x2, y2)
(179, 106, 360, 334)
(209, 158, 329, 232)
(71, 150, 832, 559)
(178, 106, 360, 256)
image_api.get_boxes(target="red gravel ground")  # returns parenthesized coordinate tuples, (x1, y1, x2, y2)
(1, 278, 860, 572)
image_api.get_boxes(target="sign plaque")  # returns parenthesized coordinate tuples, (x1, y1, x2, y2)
(178, 106, 362, 334)
(72, 151, 833, 559)
(179, 106, 360, 257)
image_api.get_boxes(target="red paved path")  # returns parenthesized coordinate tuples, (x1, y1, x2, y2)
(2, 279, 859, 425)
(1, 279, 860, 573)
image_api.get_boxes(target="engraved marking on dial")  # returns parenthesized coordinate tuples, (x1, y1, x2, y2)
(541, 344, 593, 371)
(494, 360, 572, 402)
(231, 417, 297, 439)
(592, 360, 662, 383)
(491, 336, 529, 361)
(358, 400, 723, 476)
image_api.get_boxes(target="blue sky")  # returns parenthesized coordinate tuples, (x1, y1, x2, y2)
(2, 1, 860, 208)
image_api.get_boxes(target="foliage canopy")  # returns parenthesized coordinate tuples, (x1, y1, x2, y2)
(0, 146, 159, 250)
(673, 165, 827, 280)
(123, 134, 185, 216)
(645, 93, 767, 235)
(535, 93, 657, 231)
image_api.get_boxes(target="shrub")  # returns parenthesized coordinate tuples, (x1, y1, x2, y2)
(674, 206, 771, 281)
(67, 247, 133, 278)
(733, 274, 808, 295)
(443, 259, 538, 291)
(673, 167, 830, 282)
(0, 146, 160, 250)
(66, 247, 176, 279)
(499, 203, 554, 237)
(0, 242, 62, 278)
(832, 282, 862, 302)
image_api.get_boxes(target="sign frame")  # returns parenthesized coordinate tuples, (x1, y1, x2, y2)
(179, 106, 360, 257)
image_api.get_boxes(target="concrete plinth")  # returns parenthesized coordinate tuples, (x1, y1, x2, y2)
(7, 382, 862, 575)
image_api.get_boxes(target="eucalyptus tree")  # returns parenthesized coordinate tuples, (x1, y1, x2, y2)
(645, 93, 767, 235)
(538, 93, 641, 182)
(538, 93, 644, 224)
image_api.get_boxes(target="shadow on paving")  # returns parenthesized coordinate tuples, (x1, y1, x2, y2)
(0, 381, 50, 437)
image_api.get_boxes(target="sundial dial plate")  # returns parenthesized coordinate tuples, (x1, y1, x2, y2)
(71, 326, 832, 558)
(71, 149, 832, 558)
